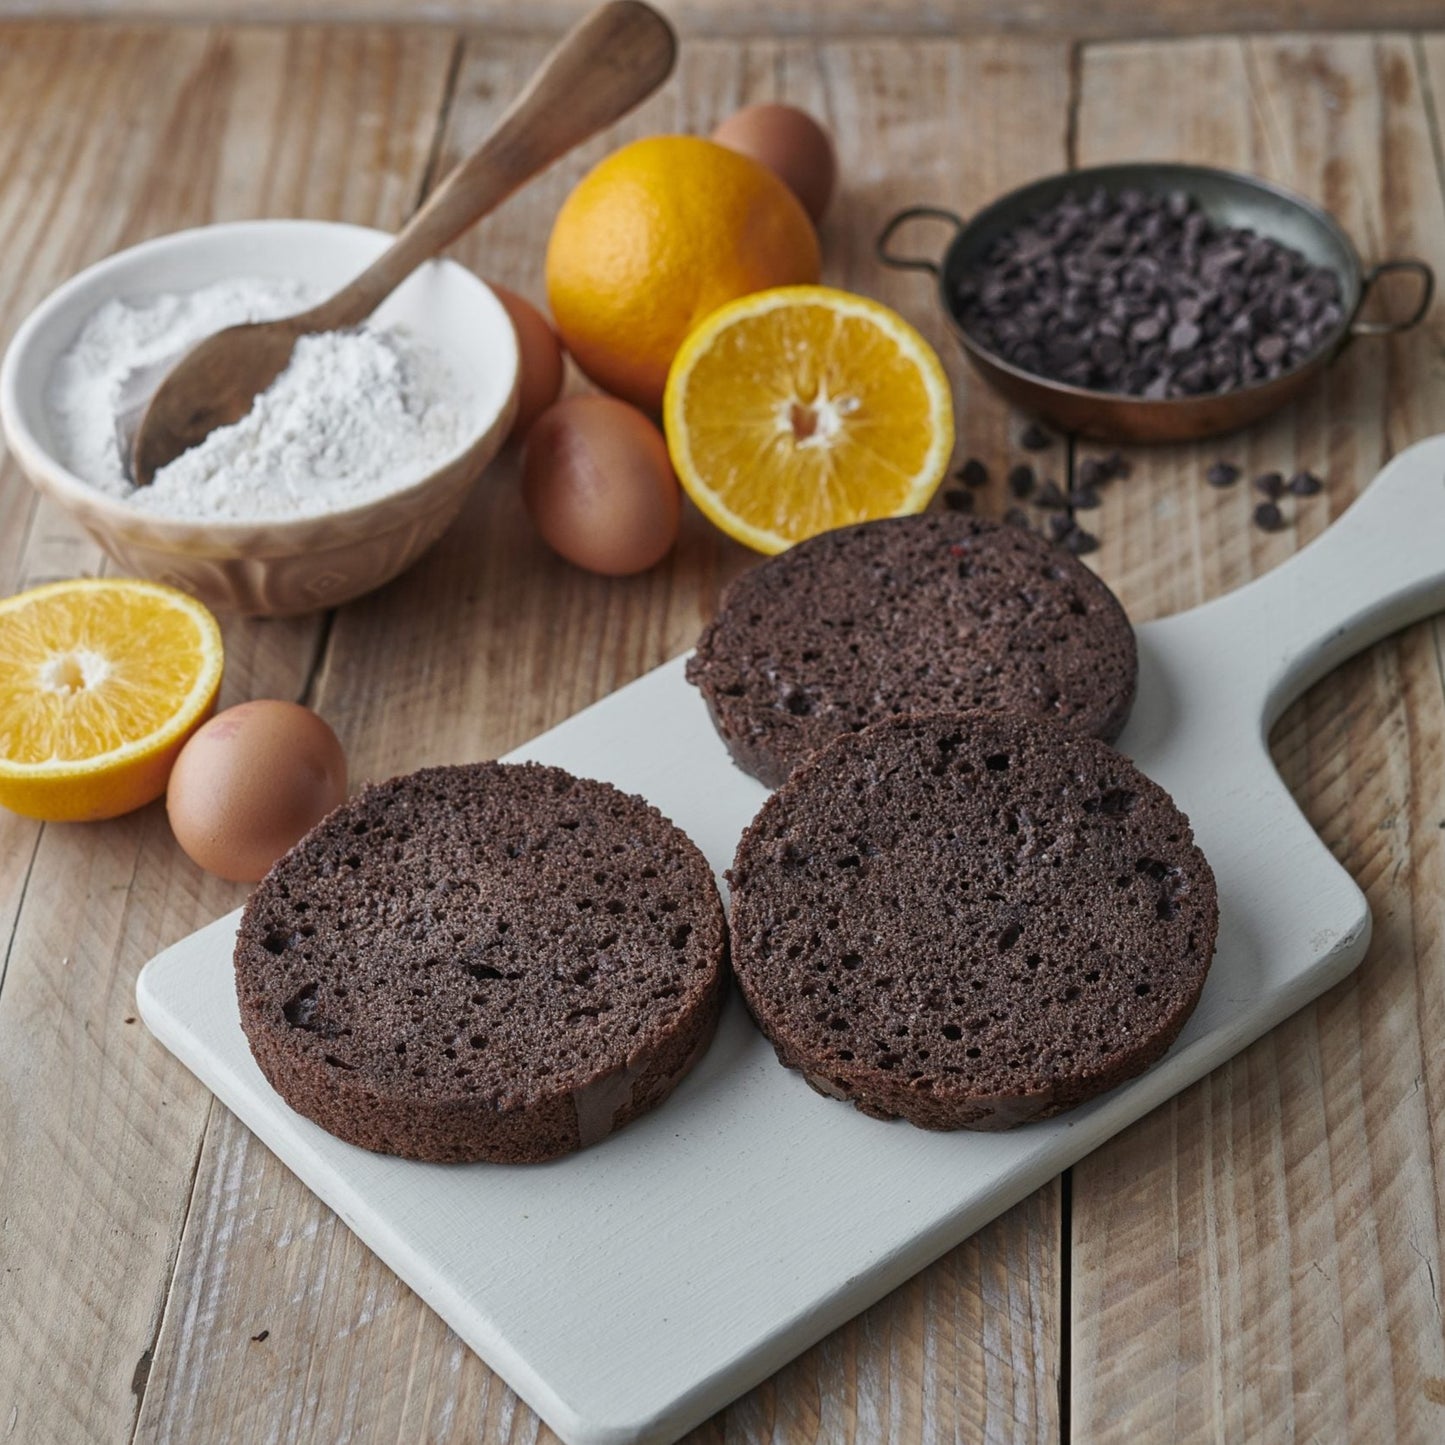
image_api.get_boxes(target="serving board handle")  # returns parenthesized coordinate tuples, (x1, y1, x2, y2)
(1195, 435, 1445, 727)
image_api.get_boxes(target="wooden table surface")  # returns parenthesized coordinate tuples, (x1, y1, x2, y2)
(3, 16, 1444, 1444)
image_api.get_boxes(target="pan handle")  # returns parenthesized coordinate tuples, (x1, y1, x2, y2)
(875, 207, 966, 277)
(1350, 258, 1434, 337)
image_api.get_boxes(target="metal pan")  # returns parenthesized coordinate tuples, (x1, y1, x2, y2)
(876, 162, 1433, 443)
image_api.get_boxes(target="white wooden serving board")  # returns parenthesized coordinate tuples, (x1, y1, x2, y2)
(139, 437, 1445, 1445)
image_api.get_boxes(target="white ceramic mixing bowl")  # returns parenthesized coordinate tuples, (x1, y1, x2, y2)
(0, 219, 519, 616)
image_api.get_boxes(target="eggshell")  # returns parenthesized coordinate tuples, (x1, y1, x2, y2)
(490, 283, 565, 441)
(522, 395, 680, 576)
(711, 104, 836, 224)
(166, 700, 348, 883)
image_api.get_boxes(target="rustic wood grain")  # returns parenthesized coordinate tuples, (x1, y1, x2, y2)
(133, 33, 1071, 1444)
(1069, 32, 1445, 1443)
(8, 18, 1445, 1445)
(3, 0, 1444, 41)
(0, 24, 457, 1445)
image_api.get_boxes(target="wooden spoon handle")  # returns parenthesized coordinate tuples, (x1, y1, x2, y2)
(301, 1, 675, 333)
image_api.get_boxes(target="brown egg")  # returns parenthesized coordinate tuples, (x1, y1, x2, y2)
(712, 104, 837, 225)
(166, 700, 348, 883)
(490, 283, 566, 441)
(522, 395, 680, 576)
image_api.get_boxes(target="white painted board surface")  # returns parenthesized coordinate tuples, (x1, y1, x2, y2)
(139, 439, 1445, 1445)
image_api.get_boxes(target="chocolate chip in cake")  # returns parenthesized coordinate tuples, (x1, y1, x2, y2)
(687, 513, 1138, 787)
(1020, 422, 1053, 450)
(235, 762, 728, 1164)
(1004, 506, 1033, 528)
(726, 713, 1219, 1131)
(1288, 470, 1322, 496)
(1008, 463, 1036, 499)
(1254, 501, 1286, 532)
(1069, 485, 1101, 510)
(943, 487, 975, 512)
(1206, 461, 1241, 488)
(1065, 527, 1100, 555)
(1253, 471, 1285, 499)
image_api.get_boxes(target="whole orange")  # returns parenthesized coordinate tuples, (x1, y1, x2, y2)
(545, 135, 821, 410)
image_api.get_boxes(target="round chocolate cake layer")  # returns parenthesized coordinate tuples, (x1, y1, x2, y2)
(686, 513, 1137, 788)
(235, 762, 728, 1163)
(728, 713, 1217, 1130)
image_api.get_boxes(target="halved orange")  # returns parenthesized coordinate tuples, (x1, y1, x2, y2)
(663, 286, 954, 554)
(0, 578, 224, 822)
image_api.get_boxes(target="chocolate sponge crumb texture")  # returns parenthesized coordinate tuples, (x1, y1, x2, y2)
(727, 713, 1219, 1130)
(687, 514, 1137, 789)
(235, 761, 728, 1164)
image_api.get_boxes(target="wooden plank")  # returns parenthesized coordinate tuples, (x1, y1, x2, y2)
(3, 1, 1444, 41)
(0, 24, 458, 1444)
(135, 34, 1072, 1443)
(1069, 33, 1445, 1442)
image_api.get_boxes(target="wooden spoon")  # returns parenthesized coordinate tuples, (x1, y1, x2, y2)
(130, 0, 675, 486)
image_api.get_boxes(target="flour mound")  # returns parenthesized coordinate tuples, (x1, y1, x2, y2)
(48, 276, 476, 521)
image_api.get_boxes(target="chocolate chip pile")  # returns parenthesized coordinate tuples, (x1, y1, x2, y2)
(942, 428, 1121, 554)
(953, 188, 1345, 399)
(943, 425, 1330, 543)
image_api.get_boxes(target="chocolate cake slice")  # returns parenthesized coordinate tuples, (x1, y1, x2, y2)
(727, 713, 1218, 1129)
(687, 513, 1137, 787)
(235, 761, 728, 1163)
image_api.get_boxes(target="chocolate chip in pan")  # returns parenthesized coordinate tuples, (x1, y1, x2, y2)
(953, 187, 1345, 400)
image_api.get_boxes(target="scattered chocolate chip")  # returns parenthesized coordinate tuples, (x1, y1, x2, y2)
(250, 1329, 270, 1343)
(1103, 451, 1131, 480)
(1008, 463, 1036, 499)
(1253, 471, 1285, 499)
(1004, 507, 1032, 528)
(943, 487, 974, 512)
(1047, 513, 1077, 543)
(123, 1016, 136, 1024)
(1069, 486, 1101, 510)
(1065, 528, 1100, 555)
(1034, 479, 1068, 510)
(1077, 457, 1107, 489)
(1288, 469, 1322, 496)
(1253, 501, 1286, 532)
(1020, 423, 1052, 450)
(956, 457, 989, 489)
(952, 187, 1344, 399)
(1205, 461, 1240, 488)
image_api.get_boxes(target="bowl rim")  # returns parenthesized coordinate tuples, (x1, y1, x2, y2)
(915, 160, 1367, 413)
(0, 217, 520, 543)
